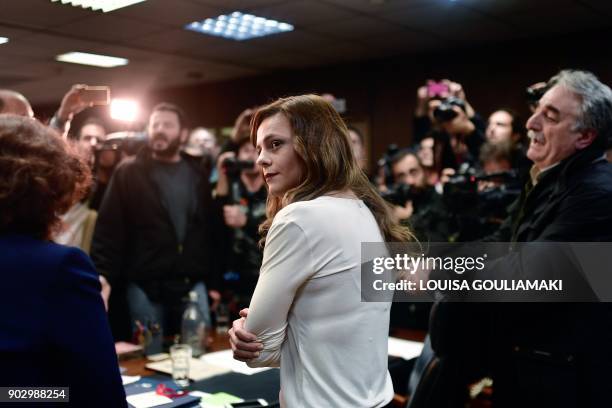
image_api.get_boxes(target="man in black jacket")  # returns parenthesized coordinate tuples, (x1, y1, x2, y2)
(425, 70, 612, 408)
(91, 103, 220, 353)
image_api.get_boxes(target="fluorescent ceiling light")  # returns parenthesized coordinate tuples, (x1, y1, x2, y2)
(50, 0, 148, 13)
(0, 37, 8, 45)
(55, 52, 129, 68)
(186, 11, 294, 41)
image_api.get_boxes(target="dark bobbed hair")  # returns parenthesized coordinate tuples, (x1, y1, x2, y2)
(250, 94, 413, 246)
(0, 115, 91, 239)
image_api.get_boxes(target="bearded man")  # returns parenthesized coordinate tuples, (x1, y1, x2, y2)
(91, 103, 220, 353)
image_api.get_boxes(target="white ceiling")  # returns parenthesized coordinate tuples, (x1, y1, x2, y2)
(1, 0, 611, 104)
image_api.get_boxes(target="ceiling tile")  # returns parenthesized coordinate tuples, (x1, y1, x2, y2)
(503, 3, 609, 35)
(309, 15, 403, 40)
(360, 29, 448, 55)
(306, 39, 368, 59)
(0, 26, 37, 41)
(113, 0, 223, 27)
(247, 30, 332, 51)
(0, 0, 93, 29)
(247, 51, 320, 69)
(456, 0, 575, 17)
(379, 3, 503, 30)
(319, 0, 430, 14)
(187, 41, 272, 64)
(126, 28, 227, 54)
(13, 33, 115, 59)
(192, 0, 289, 11)
(253, 0, 357, 27)
(51, 14, 166, 42)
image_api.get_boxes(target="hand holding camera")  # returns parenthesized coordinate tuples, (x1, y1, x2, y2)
(57, 84, 110, 122)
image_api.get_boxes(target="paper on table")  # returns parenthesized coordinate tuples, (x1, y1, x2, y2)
(200, 392, 243, 408)
(145, 358, 230, 381)
(201, 350, 272, 375)
(116, 341, 143, 354)
(122, 375, 141, 385)
(388, 337, 424, 361)
(126, 391, 172, 408)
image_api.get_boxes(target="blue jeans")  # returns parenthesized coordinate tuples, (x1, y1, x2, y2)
(126, 281, 211, 355)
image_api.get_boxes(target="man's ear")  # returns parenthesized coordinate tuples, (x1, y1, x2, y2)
(575, 129, 597, 150)
(180, 128, 189, 143)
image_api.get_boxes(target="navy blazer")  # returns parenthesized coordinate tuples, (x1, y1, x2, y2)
(0, 234, 126, 407)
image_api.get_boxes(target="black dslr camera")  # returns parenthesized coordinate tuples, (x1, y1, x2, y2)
(95, 131, 147, 156)
(380, 183, 417, 207)
(93, 131, 147, 171)
(433, 96, 466, 123)
(376, 144, 400, 191)
(221, 157, 255, 177)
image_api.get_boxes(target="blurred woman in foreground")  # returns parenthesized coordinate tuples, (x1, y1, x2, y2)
(0, 115, 126, 407)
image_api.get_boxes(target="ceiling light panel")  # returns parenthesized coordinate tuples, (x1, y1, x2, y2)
(50, 0, 148, 13)
(185, 12, 294, 41)
(0, 37, 8, 45)
(55, 52, 129, 68)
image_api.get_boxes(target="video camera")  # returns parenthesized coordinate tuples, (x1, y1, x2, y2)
(95, 131, 147, 156)
(443, 167, 522, 240)
(525, 84, 547, 106)
(93, 131, 147, 171)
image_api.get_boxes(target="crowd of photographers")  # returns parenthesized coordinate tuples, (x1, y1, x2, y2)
(2, 75, 609, 342)
(375, 79, 545, 244)
(4, 69, 612, 407)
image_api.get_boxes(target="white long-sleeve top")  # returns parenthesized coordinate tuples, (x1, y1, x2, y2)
(245, 196, 393, 408)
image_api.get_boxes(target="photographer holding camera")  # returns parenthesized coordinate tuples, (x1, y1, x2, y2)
(386, 149, 451, 242)
(214, 134, 267, 314)
(413, 79, 486, 172)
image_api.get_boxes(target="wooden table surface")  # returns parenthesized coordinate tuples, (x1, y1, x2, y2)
(120, 329, 231, 377)
(120, 327, 427, 377)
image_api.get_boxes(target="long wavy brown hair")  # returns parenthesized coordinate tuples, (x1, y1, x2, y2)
(0, 114, 91, 240)
(250, 94, 413, 247)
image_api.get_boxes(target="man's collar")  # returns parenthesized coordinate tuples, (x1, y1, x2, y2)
(529, 149, 607, 187)
(530, 162, 561, 186)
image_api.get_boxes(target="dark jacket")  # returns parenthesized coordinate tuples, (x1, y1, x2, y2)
(0, 234, 126, 407)
(91, 149, 221, 292)
(491, 147, 612, 407)
(431, 147, 612, 407)
(216, 179, 267, 296)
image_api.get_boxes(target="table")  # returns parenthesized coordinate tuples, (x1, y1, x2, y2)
(120, 328, 426, 406)
(121, 330, 231, 377)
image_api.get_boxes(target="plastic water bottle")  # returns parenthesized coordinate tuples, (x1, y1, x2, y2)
(181, 291, 206, 357)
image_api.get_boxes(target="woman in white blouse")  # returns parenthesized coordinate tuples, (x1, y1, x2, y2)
(228, 94, 412, 407)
